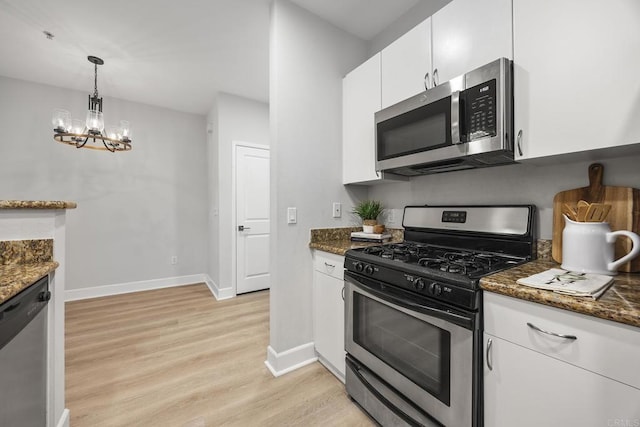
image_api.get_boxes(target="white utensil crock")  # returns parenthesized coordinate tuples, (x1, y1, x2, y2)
(561, 215, 640, 275)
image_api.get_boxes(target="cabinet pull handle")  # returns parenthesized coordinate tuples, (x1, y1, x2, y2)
(527, 322, 577, 340)
(341, 286, 345, 301)
(432, 68, 439, 86)
(324, 262, 335, 268)
(424, 72, 430, 90)
(516, 129, 523, 156)
(486, 338, 493, 371)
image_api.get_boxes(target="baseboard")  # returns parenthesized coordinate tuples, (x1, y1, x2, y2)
(56, 408, 70, 427)
(65, 274, 214, 301)
(203, 275, 235, 301)
(264, 343, 318, 377)
(318, 355, 346, 384)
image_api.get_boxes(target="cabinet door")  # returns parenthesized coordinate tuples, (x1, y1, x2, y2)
(484, 333, 640, 427)
(313, 270, 345, 380)
(380, 18, 431, 109)
(513, 0, 640, 161)
(342, 53, 382, 185)
(432, 0, 512, 85)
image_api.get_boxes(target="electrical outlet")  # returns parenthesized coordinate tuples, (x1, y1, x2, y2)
(171, 256, 178, 265)
(387, 209, 395, 224)
(332, 202, 342, 218)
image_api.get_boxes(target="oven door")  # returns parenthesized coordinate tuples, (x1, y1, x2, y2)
(345, 271, 475, 427)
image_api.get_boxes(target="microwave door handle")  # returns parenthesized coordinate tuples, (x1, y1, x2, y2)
(451, 90, 462, 144)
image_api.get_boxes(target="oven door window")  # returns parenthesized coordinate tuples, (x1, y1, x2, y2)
(377, 96, 452, 160)
(352, 292, 451, 406)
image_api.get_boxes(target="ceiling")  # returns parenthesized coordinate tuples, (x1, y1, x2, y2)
(0, 0, 428, 115)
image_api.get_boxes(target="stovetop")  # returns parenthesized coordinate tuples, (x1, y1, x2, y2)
(344, 205, 536, 311)
(359, 242, 525, 280)
(345, 241, 529, 311)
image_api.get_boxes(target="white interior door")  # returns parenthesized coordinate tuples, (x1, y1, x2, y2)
(236, 145, 270, 294)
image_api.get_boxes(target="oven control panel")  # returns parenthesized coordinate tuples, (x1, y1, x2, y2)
(402, 274, 459, 302)
(345, 257, 478, 311)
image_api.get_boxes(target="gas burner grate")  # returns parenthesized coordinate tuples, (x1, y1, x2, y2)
(362, 242, 525, 278)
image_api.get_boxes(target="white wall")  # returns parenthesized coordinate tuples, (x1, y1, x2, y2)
(269, 0, 369, 354)
(0, 76, 208, 290)
(207, 92, 269, 291)
(206, 105, 220, 287)
(369, 155, 640, 239)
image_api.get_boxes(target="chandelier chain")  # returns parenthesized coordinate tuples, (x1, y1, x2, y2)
(93, 62, 99, 99)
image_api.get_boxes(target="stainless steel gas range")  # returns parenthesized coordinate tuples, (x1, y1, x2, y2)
(344, 205, 536, 427)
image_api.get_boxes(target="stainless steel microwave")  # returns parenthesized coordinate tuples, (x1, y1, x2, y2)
(375, 57, 514, 176)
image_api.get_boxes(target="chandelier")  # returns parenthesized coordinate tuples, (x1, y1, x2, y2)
(52, 56, 132, 152)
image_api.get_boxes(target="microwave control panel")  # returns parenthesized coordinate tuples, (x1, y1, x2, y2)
(464, 79, 497, 142)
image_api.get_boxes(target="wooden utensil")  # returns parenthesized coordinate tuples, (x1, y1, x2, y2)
(577, 200, 590, 209)
(562, 203, 577, 221)
(576, 204, 589, 222)
(552, 163, 640, 272)
(585, 203, 612, 222)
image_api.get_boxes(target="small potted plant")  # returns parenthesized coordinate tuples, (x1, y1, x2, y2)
(353, 200, 384, 233)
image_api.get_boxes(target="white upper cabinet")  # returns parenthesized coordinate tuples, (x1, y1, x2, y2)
(513, 0, 640, 161)
(379, 0, 513, 110)
(431, 0, 513, 85)
(380, 18, 432, 109)
(343, 53, 383, 184)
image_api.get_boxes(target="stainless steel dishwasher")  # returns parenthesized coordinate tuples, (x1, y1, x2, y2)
(0, 276, 50, 427)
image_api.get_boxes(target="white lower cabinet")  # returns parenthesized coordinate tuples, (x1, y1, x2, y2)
(312, 251, 345, 381)
(484, 292, 640, 427)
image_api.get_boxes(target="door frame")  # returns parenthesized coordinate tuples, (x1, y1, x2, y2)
(231, 141, 270, 296)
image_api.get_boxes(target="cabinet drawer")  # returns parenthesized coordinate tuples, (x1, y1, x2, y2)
(313, 251, 344, 280)
(484, 292, 640, 389)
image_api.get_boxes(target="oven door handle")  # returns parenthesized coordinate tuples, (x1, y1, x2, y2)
(345, 271, 474, 330)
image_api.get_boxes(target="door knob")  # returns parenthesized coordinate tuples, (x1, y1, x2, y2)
(238, 225, 251, 231)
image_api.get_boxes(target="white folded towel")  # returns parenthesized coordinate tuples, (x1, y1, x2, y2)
(516, 268, 614, 300)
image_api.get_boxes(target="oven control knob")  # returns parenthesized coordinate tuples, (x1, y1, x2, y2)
(429, 283, 442, 296)
(364, 265, 374, 275)
(354, 262, 364, 272)
(414, 278, 425, 291)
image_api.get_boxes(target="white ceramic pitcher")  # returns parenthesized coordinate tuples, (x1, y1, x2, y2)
(561, 215, 640, 275)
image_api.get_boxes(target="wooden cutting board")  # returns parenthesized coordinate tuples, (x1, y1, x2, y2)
(552, 163, 640, 272)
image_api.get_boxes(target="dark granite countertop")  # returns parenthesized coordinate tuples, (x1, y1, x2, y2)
(309, 227, 404, 256)
(0, 239, 58, 305)
(0, 262, 58, 305)
(481, 259, 640, 329)
(0, 200, 77, 209)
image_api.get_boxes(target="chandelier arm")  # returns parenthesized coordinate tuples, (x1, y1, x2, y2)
(102, 138, 116, 153)
(75, 135, 89, 149)
(54, 133, 132, 151)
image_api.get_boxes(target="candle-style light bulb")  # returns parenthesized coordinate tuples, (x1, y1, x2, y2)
(86, 110, 104, 133)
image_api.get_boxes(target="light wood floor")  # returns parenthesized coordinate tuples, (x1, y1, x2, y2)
(65, 284, 374, 427)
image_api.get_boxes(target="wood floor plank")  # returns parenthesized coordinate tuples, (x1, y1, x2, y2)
(65, 284, 374, 427)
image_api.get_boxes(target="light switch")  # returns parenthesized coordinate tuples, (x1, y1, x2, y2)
(332, 202, 342, 218)
(287, 207, 297, 224)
